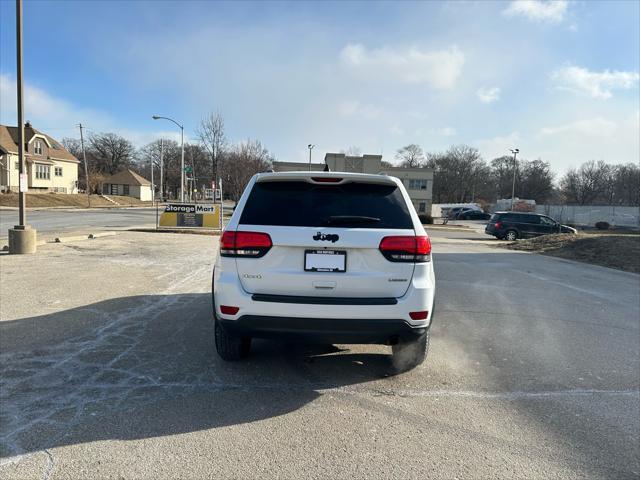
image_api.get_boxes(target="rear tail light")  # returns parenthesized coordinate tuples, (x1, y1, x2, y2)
(311, 177, 342, 183)
(379, 235, 431, 262)
(494, 221, 502, 229)
(220, 305, 240, 315)
(409, 311, 429, 320)
(220, 231, 272, 258)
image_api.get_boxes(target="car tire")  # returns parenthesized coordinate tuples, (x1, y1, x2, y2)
(214, 317, 251, 361)
(505, 230, 518, 241)
(391, 330, 429, 372)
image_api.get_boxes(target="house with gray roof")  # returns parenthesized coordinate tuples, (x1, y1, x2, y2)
(0, 122, 80, 194)
(102, 169, 152, 201)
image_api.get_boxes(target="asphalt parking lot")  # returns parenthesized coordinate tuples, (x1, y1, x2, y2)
(1, 228, 638, 479)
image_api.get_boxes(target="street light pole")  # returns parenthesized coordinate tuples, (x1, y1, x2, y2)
(308, 144, 315, 171)
(8, 0, 37, 254)
(159, 138, 164, 201)
(180, 125, 184, 202)
(510, 148, 519, 211)
(16, 0, 25, 227)
(150, 151, 154, 204)
(152, 115, 184, 202)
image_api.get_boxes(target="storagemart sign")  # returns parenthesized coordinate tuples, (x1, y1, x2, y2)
(159, 203, 221, 229)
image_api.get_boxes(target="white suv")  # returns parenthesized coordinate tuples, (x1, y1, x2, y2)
(212, 171, 435, 370)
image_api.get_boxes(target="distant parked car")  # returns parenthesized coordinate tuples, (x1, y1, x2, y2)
(458, 210, 491, 220)
(485, 212, 577, 240)
(446, 207, 476, 219)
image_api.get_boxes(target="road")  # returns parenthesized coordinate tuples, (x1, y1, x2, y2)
(0, 208, 158, 238)
(0, 228, 638, 479)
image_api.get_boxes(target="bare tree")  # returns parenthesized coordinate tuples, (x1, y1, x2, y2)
(395, 144, 425, 167)
(138, 139, 181, 199)
(610, 163, 640, 206)
(88, 133, 135, 175)
(490, 156, 554, 203)
(341, 146, 362, 156)
(518, 159, 555, 203)
(220, 139, 273, 201)
(197, 112, 226, 184)
(426, 145, 484, 202)
(560, 160, 613, 205)
(61, 137, 82, 160)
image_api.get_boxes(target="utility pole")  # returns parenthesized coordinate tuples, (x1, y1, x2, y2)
(308, 144, 315, 171)
(78, 123, 90, 207)
(150, 150, 154, 204)
(510, 148, 519, 211)
(152, 115, 183, 201)
(8, 0, 36, 254)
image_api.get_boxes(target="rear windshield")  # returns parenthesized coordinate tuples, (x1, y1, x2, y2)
(239, 180, 413, 229)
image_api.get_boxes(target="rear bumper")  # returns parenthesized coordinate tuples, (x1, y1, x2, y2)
(485, 226, 501, 237)
(219, 315, 427, 344)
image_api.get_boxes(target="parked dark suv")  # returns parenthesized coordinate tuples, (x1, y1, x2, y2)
(485, 212, 577, 240)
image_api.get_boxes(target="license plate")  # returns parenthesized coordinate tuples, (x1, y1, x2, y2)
(304, 250, 346, 273)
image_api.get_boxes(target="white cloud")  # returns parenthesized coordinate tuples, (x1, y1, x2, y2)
(539, 117, 617, 137)
(503, 0, 569, 24)
(389, 125, 405, 136)
(0, 73, 183, 146)
(475, 113, 638, 172)
(476, 131, 521, 160)
(552, 65, 640, 99)
(432, 127, 457, 136)
(534, 114, 638, 171)
(476, 86, 501, 103)
(340, 44, 465, 89)
(0, 73, 111, 133)
(337, 100, 381, 120)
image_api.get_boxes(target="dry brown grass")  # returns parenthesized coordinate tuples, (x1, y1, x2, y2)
(0, 193, 151, 208)
(504, 233, 640, 273)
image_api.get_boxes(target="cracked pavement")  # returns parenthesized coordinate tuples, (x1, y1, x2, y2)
(0, 230, 638, 479)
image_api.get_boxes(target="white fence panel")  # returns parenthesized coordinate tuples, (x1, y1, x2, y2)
(535, 205, 639, 227)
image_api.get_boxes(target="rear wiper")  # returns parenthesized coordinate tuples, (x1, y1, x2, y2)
(325, 215, 381, 225)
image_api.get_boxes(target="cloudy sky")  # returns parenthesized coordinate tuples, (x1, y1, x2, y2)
(0, 0, 638, 172)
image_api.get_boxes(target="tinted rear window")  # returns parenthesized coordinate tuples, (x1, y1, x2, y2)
(505, 213, 539, 223)
(239, 181, 413, 229)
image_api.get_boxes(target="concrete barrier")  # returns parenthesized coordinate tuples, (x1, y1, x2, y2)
(8, 226, 37, 254)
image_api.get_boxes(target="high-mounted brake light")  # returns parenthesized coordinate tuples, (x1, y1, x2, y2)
(379, 235, 431, 262)
(220, 231, 272, 258)
(311, 177, 342, 183)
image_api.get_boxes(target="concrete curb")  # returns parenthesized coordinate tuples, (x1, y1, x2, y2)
(88, 232, 117, 239)
(3, 231, 118, 250)
(53, 231, 117, 243)
(128, 228, 221, 236)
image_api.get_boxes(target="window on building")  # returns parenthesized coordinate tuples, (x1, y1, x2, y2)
(34, 140, 43, 155)
(419, 202, 426, 213)
(407, 179, 428, 190)
(54, 166, 63, 176)
(35, 164, 51, 180)
(15, 161, 20, 170)
(123, 184, 130, 195)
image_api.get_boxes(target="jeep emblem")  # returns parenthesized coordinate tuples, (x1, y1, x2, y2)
(313, 232, 339, 243)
